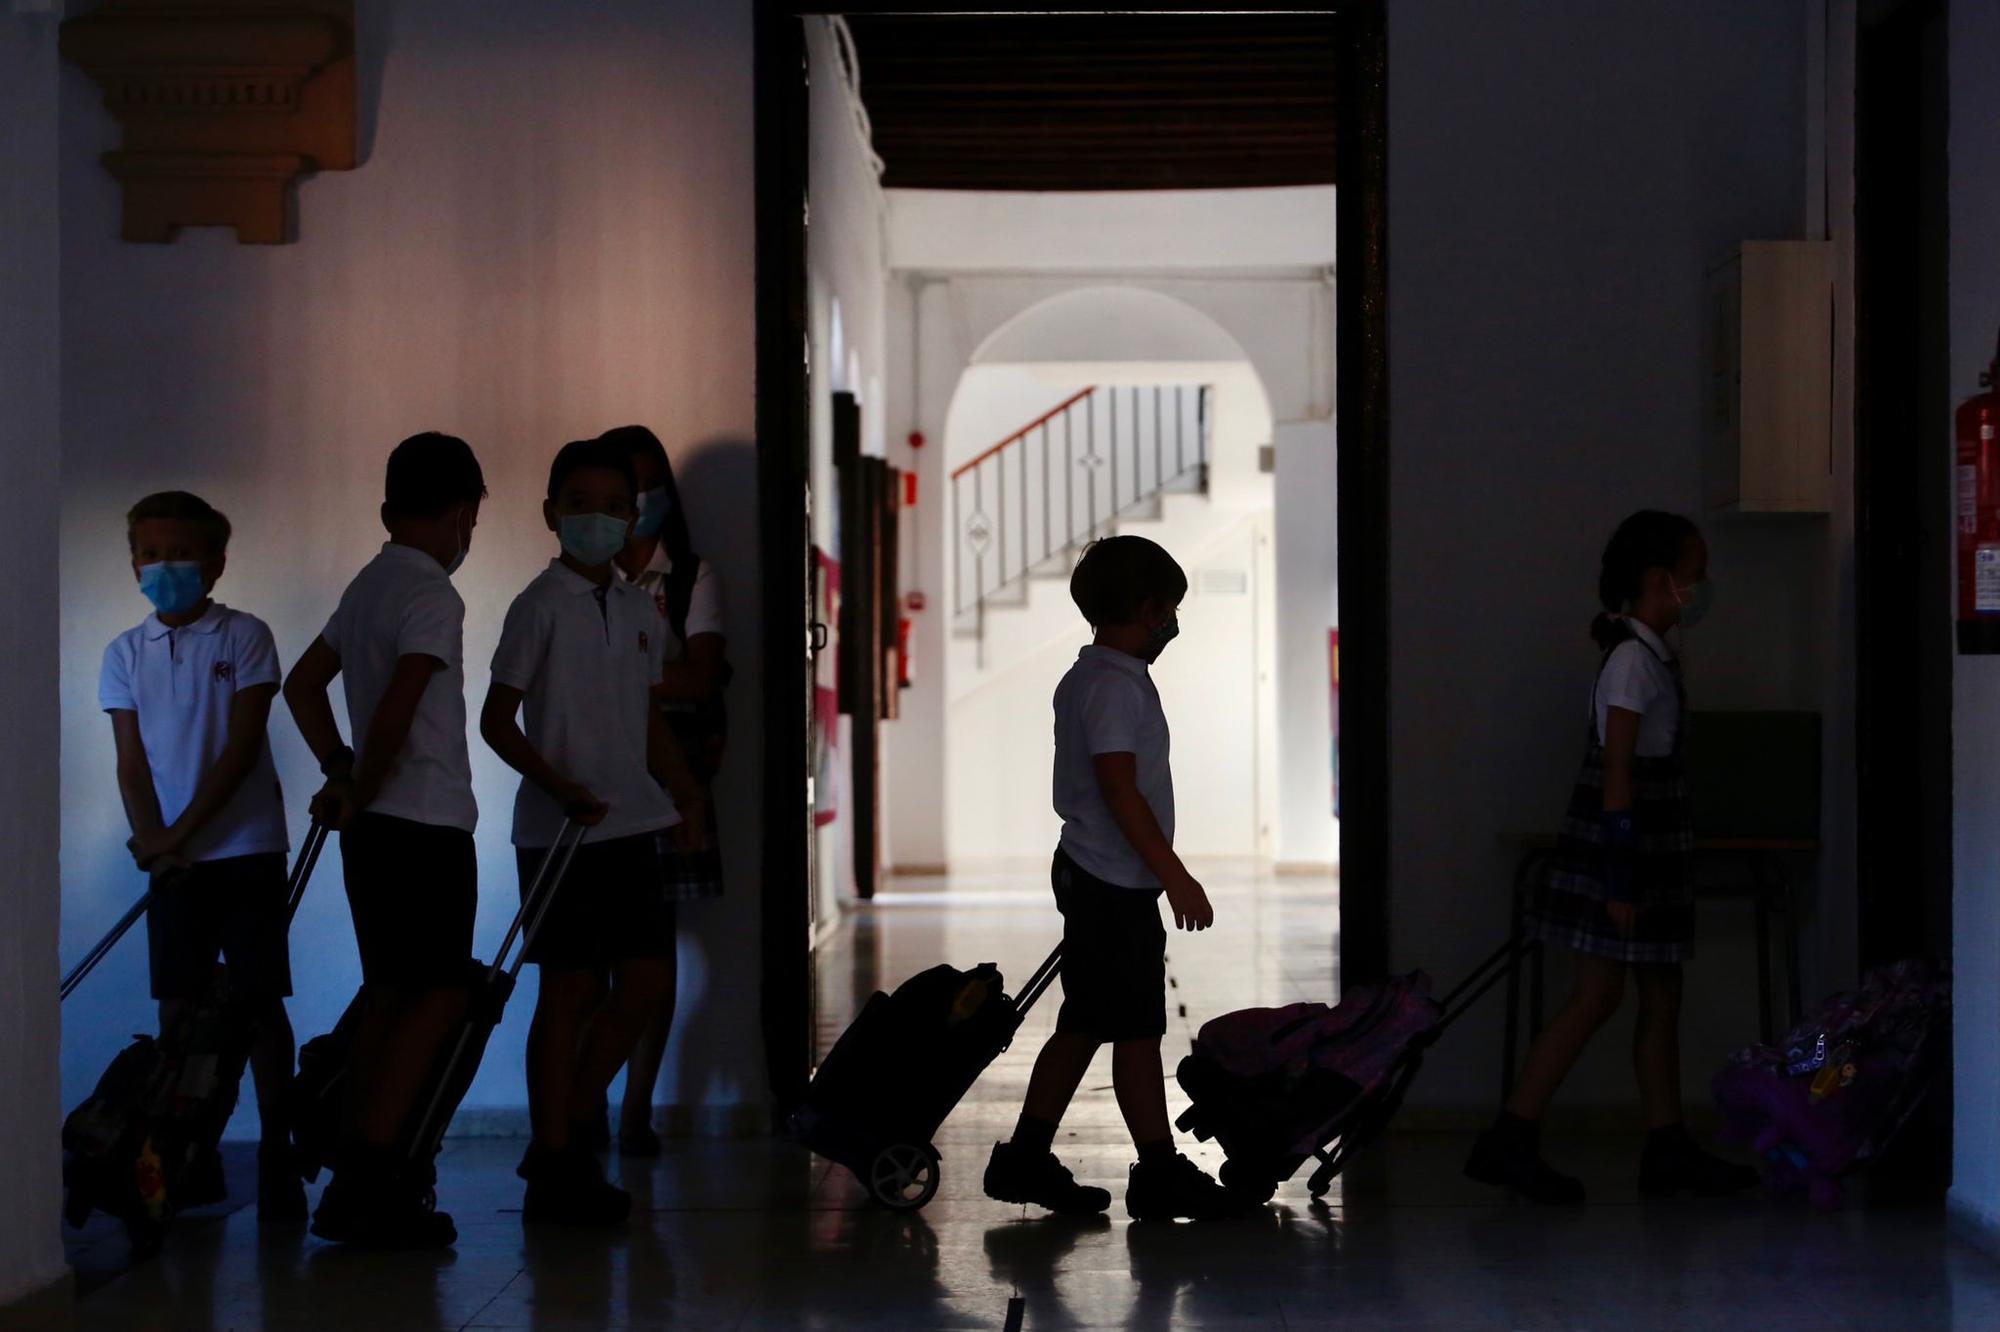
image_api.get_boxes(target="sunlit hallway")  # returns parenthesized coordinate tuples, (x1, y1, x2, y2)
(59, 863, 2000, 1330)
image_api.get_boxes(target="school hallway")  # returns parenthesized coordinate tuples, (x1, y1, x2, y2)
(47, 864, 1997, 1331)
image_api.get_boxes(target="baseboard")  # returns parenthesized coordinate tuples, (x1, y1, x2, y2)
(444, 1103, 771, 1141)
(1273, 861, 1339, 878)
(0, 1270, 74, 1332)
(885, 863, 949, 878)
(1948, 1191, 2000, 1261)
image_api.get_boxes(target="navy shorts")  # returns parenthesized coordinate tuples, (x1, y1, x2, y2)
(341, 812, 477, 990)
(147, 853, 293, 1001)
(1051, 848, 1167, 1042)
(515, 832, 673, 970)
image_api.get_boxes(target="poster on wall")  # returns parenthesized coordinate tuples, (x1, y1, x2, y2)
(1329, 628, 1341, 819)
(814, 548, 841, 828)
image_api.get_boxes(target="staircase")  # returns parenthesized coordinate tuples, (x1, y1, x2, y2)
(951, 384, 1210, 645)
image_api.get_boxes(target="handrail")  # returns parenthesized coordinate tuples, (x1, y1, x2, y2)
(949, 386, 1097, 482)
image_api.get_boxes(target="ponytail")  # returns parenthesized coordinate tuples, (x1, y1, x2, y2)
(1591, 510, 1698, 648)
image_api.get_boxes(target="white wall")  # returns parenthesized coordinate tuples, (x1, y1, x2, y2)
(1, 8, 70, 1310)
(57, 0, 768, 1134)
(805, 16, 891, 912)
(1950, 0, 2000, 1249)
(1389, 0, 1830, 1109)
(1274, 419, 1339, 867)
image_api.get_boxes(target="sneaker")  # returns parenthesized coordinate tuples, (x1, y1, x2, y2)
(257, 1143, 308, 1228)
(1639, 1125, 1762, 1198)
(310, 1169, 457, 1249)
(519, 1144, 632, 1227)
(1463, 1117, 1586, 1205)
(1125, 1152, 1242, 1222)
(983, 1141, 1112, 1215)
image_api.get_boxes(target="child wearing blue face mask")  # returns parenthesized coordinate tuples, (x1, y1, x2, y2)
(99, 490, 303, 1225)
(479, 438, 707, 1226)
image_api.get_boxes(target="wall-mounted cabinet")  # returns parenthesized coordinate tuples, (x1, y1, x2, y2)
(1704, 240, 1833, 514)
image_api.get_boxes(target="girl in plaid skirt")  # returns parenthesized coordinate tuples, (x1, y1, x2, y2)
(603, 425, 732, 1157)
(1465, 511, 1759, 1204)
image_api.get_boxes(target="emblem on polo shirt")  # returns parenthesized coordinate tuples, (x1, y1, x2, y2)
(214, 660, 234, 684)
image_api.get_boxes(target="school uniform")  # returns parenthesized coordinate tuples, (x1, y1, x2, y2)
(492, 560, 680, 969)
(1049, 645, 1174, 1042)
(1526, 618, 1697, 965)
(321, 542, 478, 989)
(99, 603, 292, 1000)
(620, 543, 726, 902)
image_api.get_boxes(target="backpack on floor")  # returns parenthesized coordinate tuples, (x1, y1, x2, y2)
(1711, 958, 1949, 1211)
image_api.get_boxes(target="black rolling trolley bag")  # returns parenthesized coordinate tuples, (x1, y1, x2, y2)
(795, 944, 1063, 1210)
(293, 819, 587, 1187)
(59, 821, 331, 1253)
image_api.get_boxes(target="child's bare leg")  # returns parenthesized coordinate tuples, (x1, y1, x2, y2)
(250, 998, 297, 1145)
(526, 969, 604, 1151)
(1505, 952, 1626, 1121)
(1021, 1031, 1100, 1126)
(1110, 1037, 1170, 1146)
(1631, 963, 1683, 1129)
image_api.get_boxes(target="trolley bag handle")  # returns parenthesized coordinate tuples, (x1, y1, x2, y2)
(1421, 935, 1540, 1046)
(59, 818, 332, 1003)
(406, 816, 588, 1162)
(1012, 943, 1064, 1020)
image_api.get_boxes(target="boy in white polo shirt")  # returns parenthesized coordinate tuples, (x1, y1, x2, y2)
(99, 490, 303, 1225)
(283, 432, 486, 1249)
(983, 535, 1244, 1222)
(480, 437, 704, 1227)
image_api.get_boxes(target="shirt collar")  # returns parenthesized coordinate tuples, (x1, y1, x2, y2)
(379, 540, 449, 580)
(547, 558, 630, 597)
(613, 542, 670, 588)
(144, 602, 226, 640)
(1626, 617, 1674, 661)
(1079, 644, 1149, 675)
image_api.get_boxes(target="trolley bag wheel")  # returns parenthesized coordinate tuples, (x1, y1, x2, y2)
(1219, 1157, 1280, 1205)
(867, 1142, 941, 1211)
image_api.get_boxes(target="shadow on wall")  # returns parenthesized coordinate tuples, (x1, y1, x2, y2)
(352, 0, 393, 164)
(650, 437, 766, 1127)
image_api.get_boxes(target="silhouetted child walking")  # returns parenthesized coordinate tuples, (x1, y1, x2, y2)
(1465, 510, 1760, 1203)
(983, 536, 1242, 1222)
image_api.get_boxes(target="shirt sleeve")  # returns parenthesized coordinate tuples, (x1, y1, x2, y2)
(98, 634, 135, 712)
(397, 579, 464, 667)
(682, 560, 726, 641)
(233, 615, 283, 690)
(489, 590, 549, 692)
(1079, 671, 1146, 757)
(1598, 642, 1665, 718)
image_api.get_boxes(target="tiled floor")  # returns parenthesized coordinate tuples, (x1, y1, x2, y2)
(63, 865, 2000, 1330)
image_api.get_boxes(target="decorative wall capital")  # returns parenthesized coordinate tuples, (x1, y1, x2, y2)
(60, 0, 355, 243)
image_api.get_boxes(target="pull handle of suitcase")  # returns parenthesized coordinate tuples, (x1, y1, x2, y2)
(60, 819, 330, 1003)
(1423, 935, 1539, 1044)
(1012, 943, 1063, 1020)
(404, 817, 587, 1159)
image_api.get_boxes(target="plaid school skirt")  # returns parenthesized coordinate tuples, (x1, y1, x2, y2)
(659, 709, 726, 902)
(1525, 740, 1696, 965)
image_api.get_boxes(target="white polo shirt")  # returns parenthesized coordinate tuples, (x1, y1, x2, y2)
(321, 542, 478, 833)
(1053, 645, 1175, 889)
(98, 604, 289, 862)
(1593, 618, 1682, 757)
(492, 559, 679, 848)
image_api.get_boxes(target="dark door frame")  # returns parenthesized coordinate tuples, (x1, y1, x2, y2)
(754, 1, 1389, 1114)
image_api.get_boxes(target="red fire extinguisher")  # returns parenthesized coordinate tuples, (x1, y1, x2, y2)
(1958, 329, 2000, 653)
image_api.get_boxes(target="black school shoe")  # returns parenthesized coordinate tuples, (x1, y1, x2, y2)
(983, 1141, 1112, 1214)
(310, 1166, 457, 1249)
(1638, 1124, 1762, 1198)
(1125, 1152, 1245, 1222)
(519, 1144, 632, 1227)
(1463, 1116, 1587, 1205)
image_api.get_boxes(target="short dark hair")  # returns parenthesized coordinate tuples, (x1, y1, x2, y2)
(383, 432, 487, 519)
(547, 438, 639, 504)
(126, 491, 231, 557)
(1069, 535, 1187, 628)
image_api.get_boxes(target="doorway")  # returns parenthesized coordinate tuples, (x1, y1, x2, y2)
(754, 2, 1388, 1112)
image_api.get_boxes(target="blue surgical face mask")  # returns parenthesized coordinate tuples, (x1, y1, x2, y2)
(444, 505, 472, 578)
(1675, 578, 1714, 629)
(633, 487, 672, 539)
(138, 561, 208, 617)
(559, 512, 632, 567)
(1140, 612, 1181, 664)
